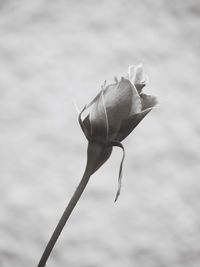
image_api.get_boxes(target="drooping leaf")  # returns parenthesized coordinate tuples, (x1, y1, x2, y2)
(110, 141, 125, 202)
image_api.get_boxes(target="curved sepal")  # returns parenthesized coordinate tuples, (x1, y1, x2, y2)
(109, 141, 125, 202)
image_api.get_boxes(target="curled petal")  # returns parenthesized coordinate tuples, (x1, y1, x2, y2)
(79, 91, 102, 140)
(79, 105, 90, 140)
(141, 93, 158, 110)
(128, 64, 148, 93)
(116, 108, 153, 141)
(134, 64, 148, 84)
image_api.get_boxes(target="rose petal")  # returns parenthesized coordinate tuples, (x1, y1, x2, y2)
(135, 83, 146, 93)
(116, 108, 153, 141)
(127, 65, 135, 82)
(128, 64, 148, 93)
(79, 105, 91, 140)
(89, 90, 109, 142)
(141, 93, 157, 110)
(103, 77, 141, 136)
(82, 115, 92, 139)
(134, 64, 146, 84)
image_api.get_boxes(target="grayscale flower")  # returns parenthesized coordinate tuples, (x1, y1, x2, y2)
(79, 64, 157, 201)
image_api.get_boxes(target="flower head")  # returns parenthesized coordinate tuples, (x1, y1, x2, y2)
(79, 64, 157, 201)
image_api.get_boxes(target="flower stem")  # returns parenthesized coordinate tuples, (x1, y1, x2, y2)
(37, 171, 91, 267)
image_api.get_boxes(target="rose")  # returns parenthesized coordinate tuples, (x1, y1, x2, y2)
(36, 65, 157, 267)
(79, 64, 157, 201)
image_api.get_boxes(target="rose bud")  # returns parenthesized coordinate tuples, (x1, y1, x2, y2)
(79, 64, 157, 201)
(36, 65, 157, 267)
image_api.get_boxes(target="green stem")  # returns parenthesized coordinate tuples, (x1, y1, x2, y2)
(37, 171, 91, 267)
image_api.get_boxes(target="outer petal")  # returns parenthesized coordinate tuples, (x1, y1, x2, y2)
(82, 115, 92, 139)
(116, 108, 153, 141)
(79, 106, 91, 140)
(116, 93, 157, 141)
(141, 93, 157, 110)
(89, 90, 109, 142)
(103, 78, 141, 136)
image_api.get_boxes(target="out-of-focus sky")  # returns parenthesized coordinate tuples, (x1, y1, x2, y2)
(0, 1, 200, 267)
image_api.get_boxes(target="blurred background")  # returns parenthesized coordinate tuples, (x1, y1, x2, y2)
(0, 0, 200, 266)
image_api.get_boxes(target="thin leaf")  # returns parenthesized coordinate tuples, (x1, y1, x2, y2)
(109, 141, 126, 202)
